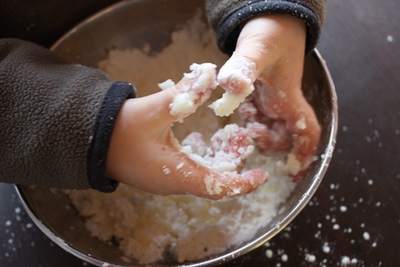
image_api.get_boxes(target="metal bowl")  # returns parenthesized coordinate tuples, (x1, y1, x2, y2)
(16, 0, 338, 266)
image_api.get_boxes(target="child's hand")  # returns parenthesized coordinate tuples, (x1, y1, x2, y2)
(106, 64, 268, 200)
(218, 15, 321, 180)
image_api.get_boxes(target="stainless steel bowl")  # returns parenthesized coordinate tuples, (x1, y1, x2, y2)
(16, 0, 338, 266)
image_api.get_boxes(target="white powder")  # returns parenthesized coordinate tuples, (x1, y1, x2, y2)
(363, 232, 370, 240)
(351, 258, 358, 264)
(341, 256, 358, 266)
(162, 166, 171, 175)
(322, 242, 330, 253)
(341, 256, 350, 264)
(66, 11, 297, 264)
(339, 205, 347, 212)
(305, 253, 316, 263)
(265, 249, 273, 258)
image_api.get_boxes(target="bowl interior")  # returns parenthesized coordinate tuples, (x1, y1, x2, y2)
(16, 0, 338, 266)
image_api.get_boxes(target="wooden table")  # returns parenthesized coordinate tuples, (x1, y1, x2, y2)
(1, 0, 399, 266)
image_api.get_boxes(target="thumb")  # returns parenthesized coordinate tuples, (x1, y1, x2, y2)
(219, 14, 308, 92)
(218, 15, 282, 94)
(209, 24, 267, 117)
(213, 15, 306, 117)
(212, 16, 282, 117)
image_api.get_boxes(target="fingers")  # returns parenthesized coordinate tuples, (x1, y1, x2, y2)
(212, 15, 306, 117)
(257, 83, 321, 178)
(210, 26, 260, 117)
(234, 15, 307, 79)
(127, 63, 217, 133)
(194, 168, 269, 200)
(210, 17, 274, 117)
(218, 15, 306, 93)
(287, 95, 321, 170)
(178, 124, 268, 199)
(238, 90, 293, 155)
(149, 63, 218, 125)
(246, 121, 293, 155)
(239, 73, 321, 180)
(217, 56, 257, 94)
(209, 57, 256, 117)
(217, 16, 283, 93)
(152, 148, 269, 200)
(230, 13, 317, 180)
(113, 132, 268, 200)
(107, 97, 268, 200)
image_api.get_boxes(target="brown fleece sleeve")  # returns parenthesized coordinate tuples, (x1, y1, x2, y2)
(0, 38, 135, 192)
(205, 0, 327, 54)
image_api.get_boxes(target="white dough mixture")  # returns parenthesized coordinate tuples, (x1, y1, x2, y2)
(65, 11, 297, 264)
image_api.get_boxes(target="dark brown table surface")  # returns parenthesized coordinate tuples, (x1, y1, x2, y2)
(1, 0, 399, 266)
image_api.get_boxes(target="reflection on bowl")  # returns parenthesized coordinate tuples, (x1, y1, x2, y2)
(16, 0, 338, 266)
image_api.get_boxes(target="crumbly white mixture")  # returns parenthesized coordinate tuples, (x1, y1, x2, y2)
(181, 124, 254, 173)
(66, 11, 297, 264)
(276, 153, 302, 176)
(209, 89, 251, 117)
(66, 152, 296, 264)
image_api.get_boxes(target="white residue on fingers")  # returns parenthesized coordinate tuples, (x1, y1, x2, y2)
(295, 116, 307, 130)
(203, 172, 247, 198)
(210, 56, 256, 117)
(169, 63, 218, 119)
(204, 173, 224, 196)
(158, 79, 175, 90)
(209, 88, 254, 117)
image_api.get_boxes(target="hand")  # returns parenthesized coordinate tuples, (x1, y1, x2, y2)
(106, 64, 267, 200)
(218, 15, 321, 180)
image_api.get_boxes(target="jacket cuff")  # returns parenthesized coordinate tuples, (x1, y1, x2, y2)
(87, 81, 136, 192)
(216, 0, 321, 55)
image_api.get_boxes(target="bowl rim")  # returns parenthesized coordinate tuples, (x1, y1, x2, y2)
(15, 52, 338, 267)
(15, 0, 338, 266)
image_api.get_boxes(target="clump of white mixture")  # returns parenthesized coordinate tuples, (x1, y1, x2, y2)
(209, 56, 257, 117)
(165, 63, 218, 120)
(66, 11, 298, 264)
(181, 124, 255, 173)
